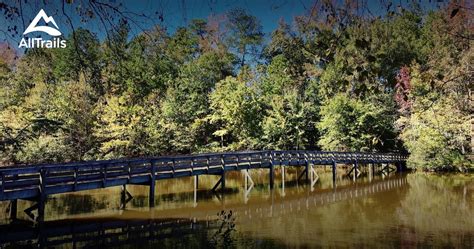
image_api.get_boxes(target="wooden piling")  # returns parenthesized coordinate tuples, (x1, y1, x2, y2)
(353, 160, 358, 181)
(269, 162, 274, 189)
(220, 155, 226, 191)
(305, 161, 309, 182)
(37, 198, 45, 223)
(221, 171, 226, 190)
(332, 161, 337, 183)
(149, 182, 155, 208)
(269, 152, 274, 189)
(121, 185, 126, 207)
(9, 199, 17, 220)
(149, 163, 156, 207)
(193, 175, 198, 206)
(37, 169, 46, 223)
(371, 162, 375, 178)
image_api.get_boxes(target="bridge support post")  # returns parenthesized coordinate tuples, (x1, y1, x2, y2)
(281, 165, 286, 196)
(353, 160, 359, 181)
(269, 153, 274, 189)
(309, 164, 319, 192)
(211, 172, 226, 192)
(37, 197, 45, 223)
(371, 162, 375, 178)
(9, 200, 17, 220)
(193, 175, 198, 207)
(397, 162, 403, 172)
(220, 155, 226, 191)
(332, 160, 337, 187)
(368, 164, 372, 182)
(37, 168, 46, 223)
(243, 169, 254, 203)
(121, 185, 126, 208)
(221, 171, 226, 190)
(305, 161, 309, 182)
(149, 181, 155, 208)
(120, 185, 133, 209)
(381, 163, 388, 178)
(149, 164, 156, 208)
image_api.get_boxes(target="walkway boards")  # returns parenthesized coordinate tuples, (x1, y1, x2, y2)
(0, 150, 407, 202)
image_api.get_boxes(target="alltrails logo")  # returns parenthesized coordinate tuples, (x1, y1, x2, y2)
(19, 9, 66, 48)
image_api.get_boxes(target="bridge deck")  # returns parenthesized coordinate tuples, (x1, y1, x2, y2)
(0, 150, 407, 202)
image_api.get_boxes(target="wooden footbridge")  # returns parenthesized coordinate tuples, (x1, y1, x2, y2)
(0, 150, 407, 222)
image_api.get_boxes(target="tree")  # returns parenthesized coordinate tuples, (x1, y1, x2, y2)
(166, 27, 199, 66)
(396, 59, 471, 171)
(0, 76, 62, 164)
(52, 28, 102, 94)
(265, 20, 311, 83)
(49, 74, 97, 161)
(102, 19, 131, 95)
(318, 93, 396, 152)
(225, 8, 264, 66)
(260, 55, 319, 150)
(397, 98, 470, 170)
(262, 89, 309, 150)
(93, 94, 146, 159)
(209, 73, 262, 150)
(161, 51, 235, 153)
(0, 2, 470, 171)
(393, 4, 472, 171)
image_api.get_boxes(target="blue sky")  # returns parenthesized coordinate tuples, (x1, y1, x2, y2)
(0, 0, 449, 47)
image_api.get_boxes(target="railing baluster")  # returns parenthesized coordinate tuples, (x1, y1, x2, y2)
(0, 172, 4, 195)
(103, 165, 107, 187)
(221, 155, 225, 169)
(74, 167, 78, 191)
(172, 159, 176, 176)
(0, 150, 406, 204)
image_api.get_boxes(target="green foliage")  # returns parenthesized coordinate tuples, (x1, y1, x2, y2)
(260, 55, 320, 150)
(318, 10, 428, 100)
(52, 28, 102, 90)
(396, 61, 472, 170)
(0, 4, 470, 172)
(318, 94, 396, 152)
(398, 100, 470, 170)
(262, 89, 308, 150)
(93, 94, 146, 159)
(50, 75, 97, 160)
(226, 8, 264, 65)
(209, 74, 262, 150)
(160, 51, 235, 153)
(393, 6, 472, 170)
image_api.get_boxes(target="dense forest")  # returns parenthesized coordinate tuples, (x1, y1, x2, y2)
(0, 1, 472, 171)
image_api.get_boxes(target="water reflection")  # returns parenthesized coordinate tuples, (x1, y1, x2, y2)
(0, 170, 472, 248)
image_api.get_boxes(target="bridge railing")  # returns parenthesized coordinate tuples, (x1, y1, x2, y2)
(0, 150, 406, 201)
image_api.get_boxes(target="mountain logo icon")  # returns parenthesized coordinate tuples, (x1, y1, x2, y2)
(23, 9, 62, 36)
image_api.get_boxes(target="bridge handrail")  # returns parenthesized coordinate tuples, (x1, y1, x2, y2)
(0, 150, 407, 192)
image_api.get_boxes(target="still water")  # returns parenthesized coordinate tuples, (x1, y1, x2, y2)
(0, 168, 472, 248)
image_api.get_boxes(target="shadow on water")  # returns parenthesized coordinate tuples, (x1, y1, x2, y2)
(0, 210, 292, 249)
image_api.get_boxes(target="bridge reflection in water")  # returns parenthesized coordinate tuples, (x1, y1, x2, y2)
(0, 174, 408, 248)
(0, 150, 406, 222)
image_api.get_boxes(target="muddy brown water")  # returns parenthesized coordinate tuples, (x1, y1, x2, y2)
(0, 168, 472, 248)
